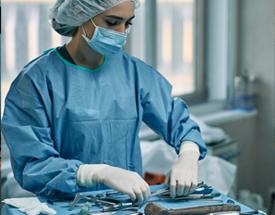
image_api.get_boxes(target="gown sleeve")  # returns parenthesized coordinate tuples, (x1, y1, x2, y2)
(139, 66, 207, 160)
(2, 69, 83, 197)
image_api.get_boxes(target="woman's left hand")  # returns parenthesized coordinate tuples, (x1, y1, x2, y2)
(169, 150, 199, 198)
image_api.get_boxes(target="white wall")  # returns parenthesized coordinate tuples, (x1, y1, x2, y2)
(237, 0, 275, 206)
(206, 0, 275, 209)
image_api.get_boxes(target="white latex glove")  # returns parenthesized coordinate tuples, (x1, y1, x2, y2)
(169, 141, 200, 198)
(77, 164, 150, 204)
(2, 197, 56, 215)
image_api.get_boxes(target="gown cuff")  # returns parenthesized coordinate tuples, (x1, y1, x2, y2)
(179, 141, 200, 157)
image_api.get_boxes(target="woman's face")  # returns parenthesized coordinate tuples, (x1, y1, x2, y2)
(83, 1, 135, 38)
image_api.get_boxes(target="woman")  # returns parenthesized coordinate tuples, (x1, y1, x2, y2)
(2, 0, 207, 204)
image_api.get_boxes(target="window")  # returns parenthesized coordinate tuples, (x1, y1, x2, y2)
(157, 0, 195, 96)
(127, 0, 146, 61)
(130, 0, 206, 102)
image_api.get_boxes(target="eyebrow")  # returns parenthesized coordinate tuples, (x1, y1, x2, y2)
(105, 15, 135, 22)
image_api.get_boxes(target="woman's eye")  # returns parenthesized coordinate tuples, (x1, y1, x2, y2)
(106, 20, 119, 26)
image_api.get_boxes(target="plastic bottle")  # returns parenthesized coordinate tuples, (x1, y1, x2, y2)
(233, 70, 256, 111)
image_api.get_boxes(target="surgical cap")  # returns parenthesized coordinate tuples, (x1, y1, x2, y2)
(49, 0, 140, 37)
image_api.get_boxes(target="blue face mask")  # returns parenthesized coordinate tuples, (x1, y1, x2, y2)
(82, 19, 130, 56)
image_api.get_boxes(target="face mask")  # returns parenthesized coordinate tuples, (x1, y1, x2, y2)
(82, 19, 130, 56)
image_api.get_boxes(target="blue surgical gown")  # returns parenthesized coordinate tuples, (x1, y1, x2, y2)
(2, 48, 207, 197)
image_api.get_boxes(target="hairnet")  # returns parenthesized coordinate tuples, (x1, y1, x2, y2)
(49, 0, 140, 37)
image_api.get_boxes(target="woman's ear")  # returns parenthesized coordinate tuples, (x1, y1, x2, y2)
(82, 20, 96, 38)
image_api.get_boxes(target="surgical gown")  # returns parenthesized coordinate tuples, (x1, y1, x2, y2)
(2, 48, 207, 197)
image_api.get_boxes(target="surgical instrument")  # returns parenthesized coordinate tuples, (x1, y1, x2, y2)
(144, 202, 241, 215)
(151, 182, 212, 198)
(69, 193, 117, 210)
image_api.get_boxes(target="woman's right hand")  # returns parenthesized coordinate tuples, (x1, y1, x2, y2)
(77, 164, 151, 204)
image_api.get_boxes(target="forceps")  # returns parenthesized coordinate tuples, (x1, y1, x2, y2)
(69, 193, 117, 210)
(151, 181, 213, 197)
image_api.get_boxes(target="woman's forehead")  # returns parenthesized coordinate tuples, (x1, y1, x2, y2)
(100, 1, 135, 18)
